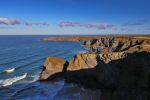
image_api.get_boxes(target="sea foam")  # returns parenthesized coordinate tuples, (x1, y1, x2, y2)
(5, 68, 15, 73)
(0, 73, 27, 87)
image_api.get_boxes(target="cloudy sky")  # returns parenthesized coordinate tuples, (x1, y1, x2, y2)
(0, 0, 150, 35)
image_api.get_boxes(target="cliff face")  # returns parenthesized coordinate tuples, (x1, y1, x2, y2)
(101, 52, 150, 100)
(67, 52, 126, 71)
(40, 52, 150, 99)
(40, 57, 68, 80)
(67, 54, 97, 71)
(40, 36, 150, 100)
(84, 37, 150, 53)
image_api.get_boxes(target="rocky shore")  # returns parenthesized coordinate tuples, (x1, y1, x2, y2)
(40, 36, 150, 100)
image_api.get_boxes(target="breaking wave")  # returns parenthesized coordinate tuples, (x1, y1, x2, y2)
(0, 73, 27, 87)
(5, 68, 15, 73)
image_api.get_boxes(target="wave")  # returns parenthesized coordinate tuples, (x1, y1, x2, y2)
(15, 57, 45, 71)
(29, 75, 40, 82)
(0, 48, 41, 61)
(0, 73, 27, 87)
(5, 68, 15, 73)
(0, 54, 38, 65)
(53, 46, 76, 57)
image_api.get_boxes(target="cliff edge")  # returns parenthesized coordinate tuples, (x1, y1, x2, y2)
(40, 36, 150, 100)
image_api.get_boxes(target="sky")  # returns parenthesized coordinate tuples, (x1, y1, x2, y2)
(0, 0, 150, 35)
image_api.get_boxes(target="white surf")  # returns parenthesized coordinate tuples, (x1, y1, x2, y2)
(0, 73, 27, 87)
(5, 68, 15, 73)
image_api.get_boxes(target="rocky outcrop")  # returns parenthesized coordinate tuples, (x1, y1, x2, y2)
(40, 36, 150, 100)
(40, 57, 68, 80)
(40, 52, 126, 80)
(84, 37, 150, 53)
(67, 54, 97, 71)
(40, 52, 150, 100)
(67, 52, 126, 71)
(40, 36, 150, 81)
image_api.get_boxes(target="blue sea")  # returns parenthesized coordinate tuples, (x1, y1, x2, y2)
(0, 35, 100, 100)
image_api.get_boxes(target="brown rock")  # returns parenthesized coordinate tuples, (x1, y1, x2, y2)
(84, 36, 150, 53)
(40, 57, 68, 80)
(39, 36, 150, 100)
(67, 54, 97, 71)
(99, 52, 126, 63)
(67, 52, 126, 71)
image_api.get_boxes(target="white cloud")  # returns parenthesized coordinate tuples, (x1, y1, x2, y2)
(0, 17, 49, 26)
(58, 21, 113, 30)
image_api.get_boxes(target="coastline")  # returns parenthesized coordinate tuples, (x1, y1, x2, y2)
(41, 35, 150, 41)
(39, 35, 150, 99)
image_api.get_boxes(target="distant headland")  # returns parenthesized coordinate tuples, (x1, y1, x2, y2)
(41, 35, 150, 42)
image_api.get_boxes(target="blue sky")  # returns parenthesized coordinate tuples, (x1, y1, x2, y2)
(0, 0, 150, 35)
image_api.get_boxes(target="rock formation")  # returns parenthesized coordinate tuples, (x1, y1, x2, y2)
(84, 37, 150, 53)
(40, 36, 150, 100)
(40, 57, 68, 80)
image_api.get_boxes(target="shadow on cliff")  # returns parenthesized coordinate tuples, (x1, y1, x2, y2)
(100, 51, 150, 100)
(42, 51, 150, 100)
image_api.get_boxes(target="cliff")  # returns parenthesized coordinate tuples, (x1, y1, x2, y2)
(83, 36, 150, 53)
(40, 36, 150, 100)
(41, 35, 150, 42)
(40, 57, 68, 80)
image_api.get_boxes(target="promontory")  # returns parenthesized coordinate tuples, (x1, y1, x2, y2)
(40, 35, 150, 100)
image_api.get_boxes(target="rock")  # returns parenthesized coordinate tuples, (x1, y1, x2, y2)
(99, 52, 126, 63)
(39, 36, 150, 99)
(40, 57, 68, 80)
(65, 52, 150, 99)
(40, 36, 150, 83)
(67, 54, 97, 71)
(64, 52, 126, 88)
(84, 37, 150, 53)
(68, 52, 126, 71)
(101, 52, 150, 100)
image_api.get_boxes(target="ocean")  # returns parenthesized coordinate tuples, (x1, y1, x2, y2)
(0, 35, 101, 100)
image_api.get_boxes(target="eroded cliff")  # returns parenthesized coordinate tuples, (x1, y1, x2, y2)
(40, 36, 150, 100)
